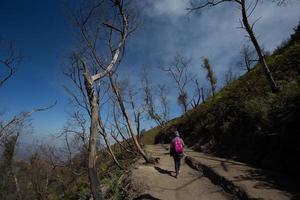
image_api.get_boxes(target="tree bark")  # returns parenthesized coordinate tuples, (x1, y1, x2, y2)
(241, 0, 279, 92)
(83, 73, 103, 200)
(109, 74, 151, 163)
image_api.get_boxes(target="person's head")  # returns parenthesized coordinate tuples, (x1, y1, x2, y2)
(174, 130, 180, 138)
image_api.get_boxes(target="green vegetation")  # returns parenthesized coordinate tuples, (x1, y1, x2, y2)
(149, 23, 300, 175)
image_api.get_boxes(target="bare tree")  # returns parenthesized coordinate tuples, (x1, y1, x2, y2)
(64, 58, 123, 170)
(1, 104, 56, 145)
(0, 134, 23, 200)
(111, 101, 134, 149)
(224, 66, 238, 86)
(108, 72, 153, 163)
(65, 0, 132, 198)
(0, 103, 55, 200)
(0, 39, 22, 87)
(142, 68, 168, 126)
(157, 84, 170, 123)
(29, 147, 54, 200)
(162, 54, 194, 112)
(202, 58, 217, 96)
(238, 44, 257, 72)
(62, 111, 89, 152)
(127, 82, 145, 143)
(189, 0, 280, 92)
(190, 79, 203, 108)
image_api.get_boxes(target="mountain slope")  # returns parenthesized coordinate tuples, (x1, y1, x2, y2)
(145, 23, 300, 176)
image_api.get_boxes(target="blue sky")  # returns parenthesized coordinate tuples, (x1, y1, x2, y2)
(0, 0, 72, 136)
(1, 0, 300, 147)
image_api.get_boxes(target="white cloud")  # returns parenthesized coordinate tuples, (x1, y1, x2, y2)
(131, 1, 300, 76)
(144, 0, 190, 17)
(120, 1, 300, 119)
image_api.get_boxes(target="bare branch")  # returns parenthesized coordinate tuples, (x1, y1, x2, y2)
(188, 0, 239, 12)
(0, 101, 56, 141)
(0, 40, 22, 87)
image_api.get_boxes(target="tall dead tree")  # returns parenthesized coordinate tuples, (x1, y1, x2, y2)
(64, 58, 122, 170)
(108, 73, 152, 163)
(111, 102, 135, 150)
(202, 58, 217, 96)
(142, 68, 168, 126)
(190, 79, 203, 108)
(66, 0, 131, 199)
(127, 83, 145, 143)
(158, 84, 170, 123)
(239, 44, 257, 72)
(189, 0, 280, 92)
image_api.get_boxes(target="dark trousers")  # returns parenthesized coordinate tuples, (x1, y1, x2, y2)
(173, 154, 182, 175)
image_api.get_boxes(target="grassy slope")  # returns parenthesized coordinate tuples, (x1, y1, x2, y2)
(142, 24, 300, 175)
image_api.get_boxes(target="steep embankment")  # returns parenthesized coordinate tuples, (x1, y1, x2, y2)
(144, 24, 300, 175)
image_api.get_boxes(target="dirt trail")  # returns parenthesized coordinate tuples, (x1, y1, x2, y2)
(131, 145, 235, 200)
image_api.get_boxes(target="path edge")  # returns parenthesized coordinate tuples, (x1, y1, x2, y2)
(185, 156, 249, 200)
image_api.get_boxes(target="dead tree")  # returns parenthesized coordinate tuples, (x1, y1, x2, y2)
(111, 101, 136, 151)
(141, 68, 168, 126)
(201, 87, 206, 103)
(108, 73, 153, 163)
(162, 54, 193, 112)
(0, 134, 21, 200)
(0, 104, 54, 200)
(64, 61, 123, 170)
(29, 145, 58, 200)
(127, 83, 145, 143)
(202, 58, 217, 96)
(65, 0, 132, 199)
(0, 103, 56, 145)
(189, 0, 280, 92)
(157, 84, 170, 123)
(224, 66, 238, 86)
(238, 44, 257, 72)
(0, 39, 22, 87)
(190, 79, 202, 108)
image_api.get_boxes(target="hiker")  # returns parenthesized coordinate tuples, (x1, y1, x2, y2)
(170, 131, 185, 178)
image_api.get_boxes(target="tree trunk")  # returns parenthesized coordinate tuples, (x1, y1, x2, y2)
(109, 74, 151, 163)
(201, 88, 205, 103)
(12, 172, 22, 200)
(211, 84, 216, 96)
(83, 73, 103, 200)
(241, 0, 279, 92)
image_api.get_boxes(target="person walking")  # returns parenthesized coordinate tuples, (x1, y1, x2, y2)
(170, 131, 185, 178)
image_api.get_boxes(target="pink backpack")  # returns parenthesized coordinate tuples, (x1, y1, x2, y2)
(174, 137, 183, 154)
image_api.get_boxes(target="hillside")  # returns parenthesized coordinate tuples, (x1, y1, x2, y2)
(143, 23, 300, 176)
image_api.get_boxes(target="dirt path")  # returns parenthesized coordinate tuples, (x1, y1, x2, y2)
(131, 145, 235, 200)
